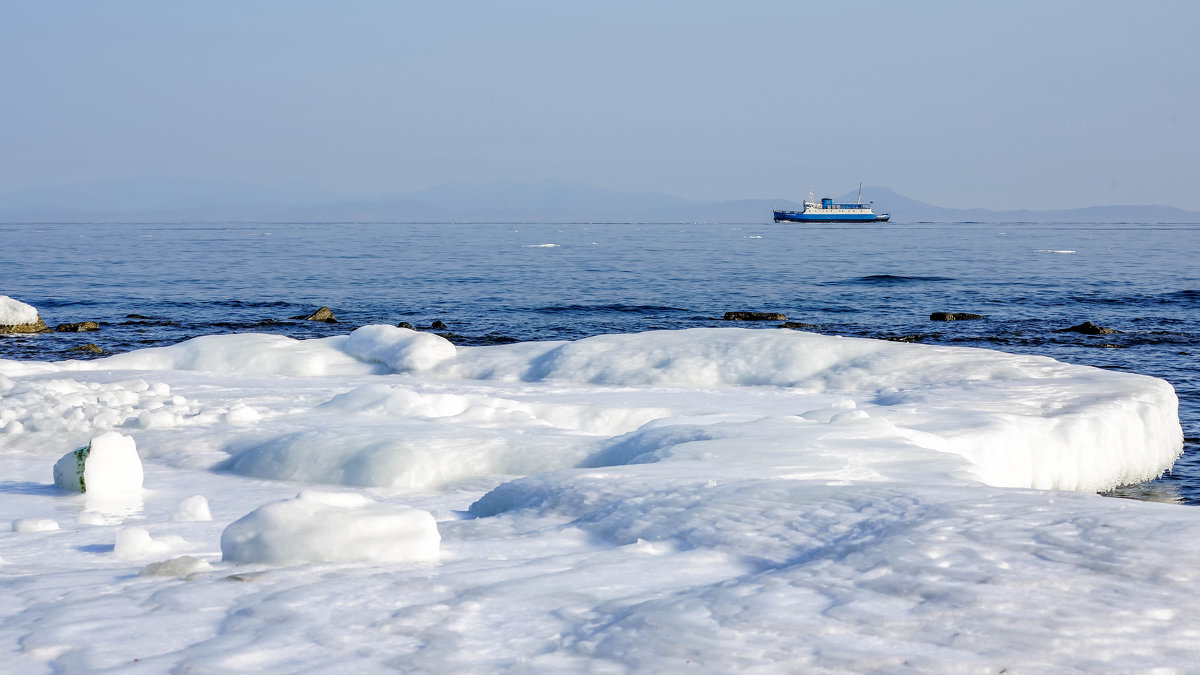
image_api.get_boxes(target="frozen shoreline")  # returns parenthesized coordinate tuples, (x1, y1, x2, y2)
(1, 326, 1192, 671)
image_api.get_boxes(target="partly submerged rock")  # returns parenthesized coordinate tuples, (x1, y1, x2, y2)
(67, 344, 104, 355)
(291, 306, 339, 323)
(724, 311, 787, 321)
(930, 312, 984, 321)
(1058, 321, 1121, 335)
(55, 321, 100, 332)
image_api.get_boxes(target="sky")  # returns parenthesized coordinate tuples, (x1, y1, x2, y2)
(1, 0, 1197, 211)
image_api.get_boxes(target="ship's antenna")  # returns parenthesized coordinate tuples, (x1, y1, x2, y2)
(857, 182, 863, 204)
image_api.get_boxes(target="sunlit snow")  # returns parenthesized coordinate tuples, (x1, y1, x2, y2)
(0, 326, 1191, 672)
(0, 295, 39, 327)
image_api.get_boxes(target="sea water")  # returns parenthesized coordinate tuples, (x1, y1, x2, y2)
(1, 219, 1196, 500)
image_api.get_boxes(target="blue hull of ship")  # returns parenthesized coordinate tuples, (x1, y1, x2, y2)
(773, 210, 890, 223)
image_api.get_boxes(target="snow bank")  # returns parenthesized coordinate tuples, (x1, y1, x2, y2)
(0, 295, 39, 326)
(220, 490, 441, 565)
(95, 333, 380, 377)
(52, 432, 143, 494)
(5, 327, 1182, 493)
(342, 324, 456, 372)
(438, 328, 1182, 491)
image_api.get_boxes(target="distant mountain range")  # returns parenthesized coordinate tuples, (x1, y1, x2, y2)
(1, 179, 1196, 223)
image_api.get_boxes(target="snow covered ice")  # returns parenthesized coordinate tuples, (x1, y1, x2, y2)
(0, 295, 40, 327)
(0, 325, 1192, 672)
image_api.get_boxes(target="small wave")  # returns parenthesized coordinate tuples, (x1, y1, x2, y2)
(1034, 249, 1076, 254)
(523, 243, 560, 248)
(744, 235, 763, 239)
(1160, 290, 1200, 304)
(536, 303, 690, 315)
(822, 274, 955, 286)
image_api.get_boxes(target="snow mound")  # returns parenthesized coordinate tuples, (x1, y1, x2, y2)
(342, 325, 457, 372)
(172, 495, 212, 522)
(12, 518, 60, 533)
(114, 527, 188, 560)
(139, 555, 213, 577)
(0, 295, 39, 326)
(220, 490, 441, 565)
(52, 432, 143, 494)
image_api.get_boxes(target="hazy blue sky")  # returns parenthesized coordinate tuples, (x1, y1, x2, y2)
(2, 1, 1197, 210)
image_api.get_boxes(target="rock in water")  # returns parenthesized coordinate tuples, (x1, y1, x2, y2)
(68, 344, 104, 355)
(292, 306, 339, 323)
(52, 432, 144, 494)
(1058, 321, 1121, 335)
(55, 321, 100, 332)
(930, 312, 984, 321)
(724, 311, 788, 321)
(0, 295, 51, 333)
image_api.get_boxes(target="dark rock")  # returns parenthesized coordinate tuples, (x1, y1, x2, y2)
(397, 322, 416, 330)
(780, 322, 817, 329)
(55, 322, 100, 332)
(930, 312, 983, 321)
(430, 320, 449, 330)
(68, 343, 104, 355)
(1057, 321, 1120, 335)
(125, 314, 155, 319)
(724, 311, 787, 321)
(291, 307, 339, 323)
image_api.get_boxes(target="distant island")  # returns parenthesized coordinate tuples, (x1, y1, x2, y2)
(1, 179, 1197, 224)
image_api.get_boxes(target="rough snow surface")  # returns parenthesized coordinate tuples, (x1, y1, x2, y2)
(0, 327, 1189, 672)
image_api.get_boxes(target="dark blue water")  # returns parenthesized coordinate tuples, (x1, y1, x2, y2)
(2, 220, 1197, 501)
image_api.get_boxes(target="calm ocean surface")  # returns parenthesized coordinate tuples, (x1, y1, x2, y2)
(2, 220, 1197, 502)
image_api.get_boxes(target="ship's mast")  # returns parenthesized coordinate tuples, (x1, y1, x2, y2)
(857, 182, 863, 205)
